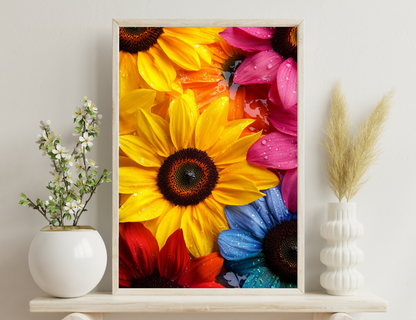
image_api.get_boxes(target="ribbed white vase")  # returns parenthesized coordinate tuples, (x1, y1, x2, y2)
(320, 202, 364, 295)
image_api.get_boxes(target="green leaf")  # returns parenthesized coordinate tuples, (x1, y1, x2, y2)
(52, 219, 57, 225)
(86, 146, 91, 152)
(75, 126, 82, 133)
(104, 177, 111, 182)
(20, 193, 27, 199)
(19, 200, 28, 206)
(91, 170, 97, 175)
(28, 203, 35, 208)
(66, 214, 71, 221)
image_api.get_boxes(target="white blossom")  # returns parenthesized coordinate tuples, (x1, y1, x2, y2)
(52, 144, 68, 160)
(39, 120, 51, 131)
(74, 146, 82, 155)
(40, 144, 48, 156)
(87, 159, 98, 170)
(64, 200, 79, 214)
(35, 132, 47, 144)
(86, 122, 100, 133)
(74, 159, 84, 173)
(85, 114, 94, 124)
(83, 99, 92, 108)
(52, 173, 61, 183)
(70, 185, 80, 197)
(89, 104, 98, 113)
(79, 133, 93, 148)
(96, 114, 103, 124)
(45, 131, 59, 146)
(67, 155, 75, 167)
(66, 172, 74, 184)
(73, 106, 86, 121)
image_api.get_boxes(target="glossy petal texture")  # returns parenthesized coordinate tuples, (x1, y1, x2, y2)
(224, 204, 268, 239)
(250, 196, 276, 231)
(213, 174, 265, 206)
(119, 135, 163, 168)
(265, 186, 293, 225)
(119, 89, 155, 134)
(155, 206, 184, 250)
(282, 168, 298, 213)
(237, 27, 275, 39)
(158, 229, 190, 281)
(123, 222, 159, 278)
(277, 58, 297, 109)
(220, 27, 273, 52)
(221, 160, 279, 191)
(119, 235, 140, 286)
(224, 253, 267, 275)
(242, 266, 281, 288)
(158, 34, 201, 71)
(178, 252, 224, 287)
(118, 167, 157, 193)
(218, 229, 263, 260)
(119, 52, 140, 99)
(268, 105, 297, 137)
(247, 131, 297, 169)
(234, 51, 283, 85)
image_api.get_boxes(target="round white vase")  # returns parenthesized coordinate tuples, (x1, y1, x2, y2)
(320, 202, 364, 295)
(28, 226, 107, 298)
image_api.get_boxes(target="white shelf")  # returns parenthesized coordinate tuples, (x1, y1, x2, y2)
(30, 292, 387, 313)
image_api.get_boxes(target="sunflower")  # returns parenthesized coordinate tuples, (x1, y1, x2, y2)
(119, 90, 279, 258)
(177, 39, 278, 136)
(119, 27, 223, 93)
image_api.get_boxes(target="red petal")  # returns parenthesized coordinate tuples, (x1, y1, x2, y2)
(123, 222, 159, 278)
(282, 168, 298, 212)
(268, 104, 297, 137)
(220, 27, 272, 52)
(268, 80, 282, 106)
(189, 282, 226, 288)
(158, 229, 190, 281)
(247, 132, 297, 169)
(119, 235, 140, 287)
(234, 51, 283, 85)
(178, 252, 224, 287)
(277, 58, 297, 109)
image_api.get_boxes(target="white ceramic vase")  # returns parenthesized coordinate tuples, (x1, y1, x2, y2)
(320, 202, 364, 295)
(28, 226, 107, 298)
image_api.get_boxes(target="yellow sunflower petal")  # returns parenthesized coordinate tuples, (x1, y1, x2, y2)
(119, 193, 131, 207)
(119, 52, 140, 99)
(137, 45, 176, 92)
(212, 173, 265, 206)
(158, 34, 201, 71)
(221, 160, 280, 190)
(208, 119, 255, 157)
(119, 155, 139, 167)
(203, 196, 229, 252)
(143, 211, 168, 236)
(137, 109, 174, 158)
(164, 27, 223, 45)
(169, 90, 199, 150)
(119, 166, 158, 194)
(181, 205, 214, 258)
(155, 205, 184, 249)
(119, 89, 156, 134)
(119, 135, 163, 167)
(119, 187, 173, 222)
(195, 96, 229, 151)
(214, 131, 262, 166)
(193, 44, 211, 67)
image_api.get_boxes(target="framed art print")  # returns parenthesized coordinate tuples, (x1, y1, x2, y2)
(112, 19, 304, 295)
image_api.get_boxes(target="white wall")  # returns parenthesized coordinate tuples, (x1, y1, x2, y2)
(1, 0, 414, 319)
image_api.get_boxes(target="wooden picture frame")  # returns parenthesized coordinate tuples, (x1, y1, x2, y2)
(112, 19, 305, 296)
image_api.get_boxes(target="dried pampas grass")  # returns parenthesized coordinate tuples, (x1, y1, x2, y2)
(323, 82, 394, 202)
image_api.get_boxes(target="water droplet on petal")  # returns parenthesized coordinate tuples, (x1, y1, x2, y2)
(264, 156, 269, 160)
(261, 139, 267, 145)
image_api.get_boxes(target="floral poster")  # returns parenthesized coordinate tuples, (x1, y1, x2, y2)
(118, 26, 298, 289)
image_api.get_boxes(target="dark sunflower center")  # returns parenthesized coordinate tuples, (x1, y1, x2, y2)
(221, 53, 246, 87)
(262, 219, 297, 284)
(157, 148, 219, 206)
(130, 271, 182, 288)
(270, 27, 297, 62)
(119, 27, 164, 53)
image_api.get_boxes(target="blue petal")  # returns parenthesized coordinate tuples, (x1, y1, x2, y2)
(224, 205, 268, 239)
(242, 267, 281, 288)
(250, 197, 275, 231)
(224, 253, 266, 275)
(218, 229, 263, 261)
(265, 187, 292, 225)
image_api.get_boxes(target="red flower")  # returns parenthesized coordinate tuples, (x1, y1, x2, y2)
(119, 222, 225, 288)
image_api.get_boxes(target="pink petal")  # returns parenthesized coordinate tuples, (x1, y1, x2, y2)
(234, 51, 283, 85)
(282, 168, 297, 212)
(238, 27, 275, 39)
(269, 104, 297, 137)
(268, 80, 282, 106)
(277, 58, 297, 109)
(247, 132, 297, 170)
(220, 27, 273, 52)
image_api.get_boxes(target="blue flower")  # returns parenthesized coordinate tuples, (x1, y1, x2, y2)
(218, 185, 297, 288)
